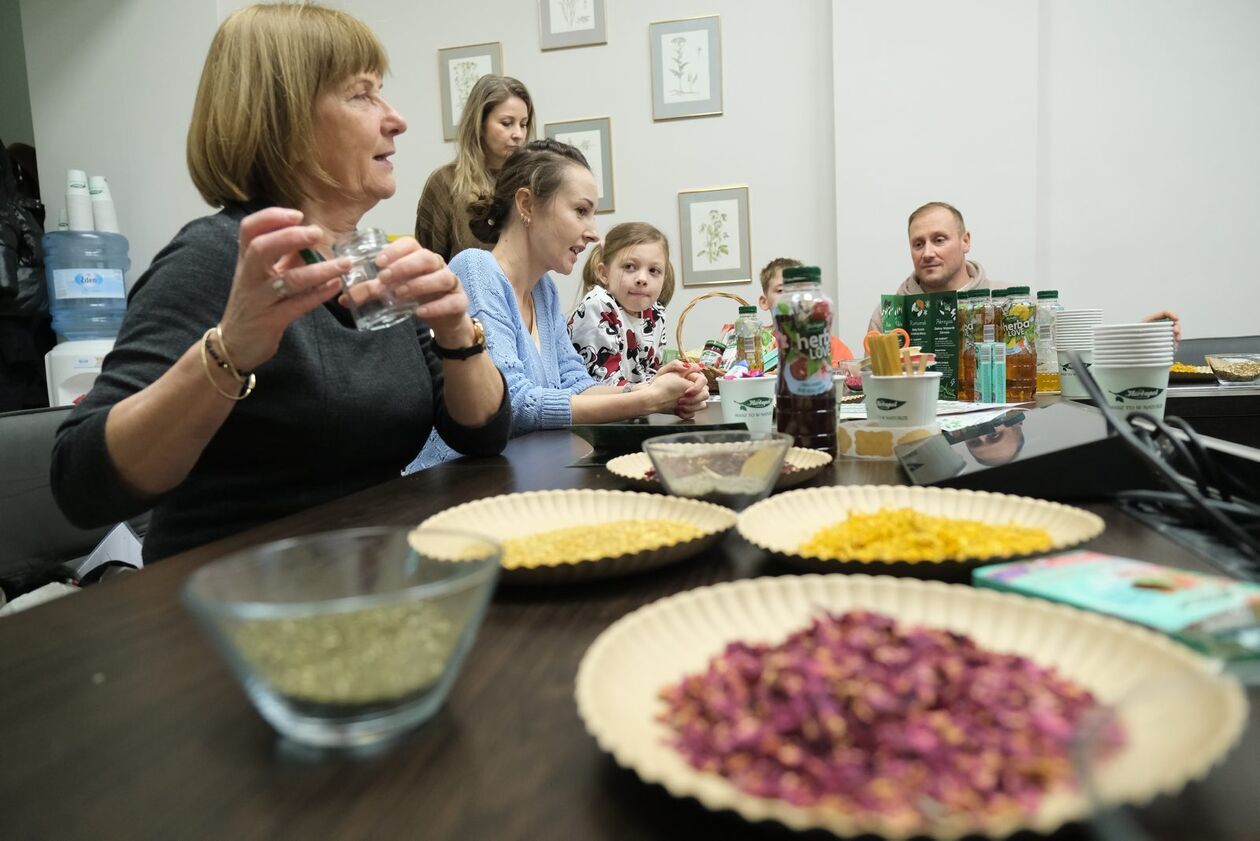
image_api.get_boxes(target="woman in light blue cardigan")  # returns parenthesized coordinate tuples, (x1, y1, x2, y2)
(408, 140, 707, 471)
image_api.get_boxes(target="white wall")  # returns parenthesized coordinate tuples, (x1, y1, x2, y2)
(833, 0, 1260, 344)
(349, 0, 837, 348)
(20, 1, 1257, 344)
(21, 0, 217, 290)
(1040, 0, 1260, 335)
(22, 0, 836, 348)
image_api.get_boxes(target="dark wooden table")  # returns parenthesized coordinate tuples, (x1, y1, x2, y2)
(1164, 384, 1260, 449)
(1, 417, 1257, 841)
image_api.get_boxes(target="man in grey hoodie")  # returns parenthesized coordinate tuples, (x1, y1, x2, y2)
(866, 201, 1179, 338)
(866, 201, 988, 334)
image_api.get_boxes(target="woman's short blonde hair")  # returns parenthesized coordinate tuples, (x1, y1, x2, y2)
(452, 75, 535, 205)
(187, 3, 388, 209)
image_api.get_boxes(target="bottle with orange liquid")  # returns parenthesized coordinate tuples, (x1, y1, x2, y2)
(1002, 286, 1037, 400)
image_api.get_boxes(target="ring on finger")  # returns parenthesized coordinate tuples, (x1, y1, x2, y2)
(271, 276, 290, 300)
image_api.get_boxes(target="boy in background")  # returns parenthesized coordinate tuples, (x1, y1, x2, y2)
(722, 257, 852, 370)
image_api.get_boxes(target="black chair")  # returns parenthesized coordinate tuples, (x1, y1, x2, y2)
(0, 406, 147, 597)
(1175, 335, 1260, 365)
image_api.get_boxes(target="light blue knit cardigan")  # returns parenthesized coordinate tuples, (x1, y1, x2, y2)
(406, 248, 597, 472)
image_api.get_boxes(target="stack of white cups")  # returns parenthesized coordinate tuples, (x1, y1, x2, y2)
(1053, 309, 1103, 398)
(1090, 322, 1176, 420)
(65, 169, 95, 231)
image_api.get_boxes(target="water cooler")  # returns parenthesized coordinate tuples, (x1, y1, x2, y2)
(42, 229, 130, 406)
(44, 339, 115, 406)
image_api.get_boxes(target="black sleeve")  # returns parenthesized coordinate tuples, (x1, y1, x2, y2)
(419, 324, 512, 457)
(50, 217, 235, 528)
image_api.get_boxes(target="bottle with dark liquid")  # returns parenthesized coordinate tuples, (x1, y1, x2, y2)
(773, 266, 836, 457)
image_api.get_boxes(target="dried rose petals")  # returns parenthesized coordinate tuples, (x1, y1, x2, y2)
(658, 610, 1123, 829)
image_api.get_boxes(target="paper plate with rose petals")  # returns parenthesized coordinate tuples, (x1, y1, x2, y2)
(412, 489, 734, 584)
(606, 447, 833, 493)
(575, 574, 1247, 840)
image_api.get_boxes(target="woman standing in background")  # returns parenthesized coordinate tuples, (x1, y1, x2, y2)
(414, 75, 534, 262)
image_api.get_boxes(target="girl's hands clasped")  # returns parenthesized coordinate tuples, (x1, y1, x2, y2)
(642, 360, 709, 419)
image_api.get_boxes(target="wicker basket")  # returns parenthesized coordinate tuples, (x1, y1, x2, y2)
(674, 291, 750, 391)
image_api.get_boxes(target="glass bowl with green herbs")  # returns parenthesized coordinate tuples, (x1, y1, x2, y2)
(183, 526, 499, 749)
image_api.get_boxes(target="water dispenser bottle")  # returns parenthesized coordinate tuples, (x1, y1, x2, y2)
(43, 231, 131, 340)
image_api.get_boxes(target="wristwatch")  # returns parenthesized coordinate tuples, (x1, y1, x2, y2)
(431, 317, 486, 360)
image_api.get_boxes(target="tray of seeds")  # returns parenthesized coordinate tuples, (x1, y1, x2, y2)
(606, 447, 833, 493)
(737, 486, 1103, 582)
(1168, 362, 1215, 383)
(412, 489, 736, 584)
(575, 574, 1246, 840)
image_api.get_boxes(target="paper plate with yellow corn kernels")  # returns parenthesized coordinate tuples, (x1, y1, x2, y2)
(737, 486, 1103, 582)
(412, 489, 736, 584)
(606, 447, 833, 493)
(575, 574, 1246, 840)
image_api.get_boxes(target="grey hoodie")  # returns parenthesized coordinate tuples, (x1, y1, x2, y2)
(866, 260, 992, 335)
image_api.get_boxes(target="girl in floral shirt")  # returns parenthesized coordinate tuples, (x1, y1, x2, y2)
(567, 222, 675, 386)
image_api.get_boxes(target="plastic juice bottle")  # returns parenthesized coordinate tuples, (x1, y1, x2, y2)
(1036, 290, 1063, 393)
(774, 266, 836, 456)
(733, 305, 764, 372)
(978, 289, 996, 344)
(989, 288, 1008, 345)
(1003, 286, 1037, 400)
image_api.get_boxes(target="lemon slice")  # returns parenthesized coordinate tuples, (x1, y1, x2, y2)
(740, 447, 784, 479)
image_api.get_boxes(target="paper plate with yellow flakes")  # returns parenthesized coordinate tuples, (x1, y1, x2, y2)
(413, 489, 736, 584)
(738, 486, 1103, 582)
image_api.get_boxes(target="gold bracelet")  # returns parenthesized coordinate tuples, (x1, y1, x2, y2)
(202, 327, 241, 381)
(200, 329, 255, 400)
(213, 325, 249, 380)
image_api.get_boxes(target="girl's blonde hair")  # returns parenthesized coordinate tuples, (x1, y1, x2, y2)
(187, 3, 388, 209)
(452, 75, 535, 205)
(580, 222, 676, 308)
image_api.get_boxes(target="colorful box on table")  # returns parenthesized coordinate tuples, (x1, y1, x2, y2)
(974, 550, 1260, 664)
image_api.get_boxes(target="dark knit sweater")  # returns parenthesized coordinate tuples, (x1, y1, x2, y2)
(51, 203, 511, 562)
(413, 162, 495, 263)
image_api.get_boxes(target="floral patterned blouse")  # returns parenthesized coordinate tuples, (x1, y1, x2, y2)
(567, 286, 666, 386)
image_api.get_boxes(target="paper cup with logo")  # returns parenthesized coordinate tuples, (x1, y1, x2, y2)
(719, 375, 777, 432)
(1091, 364, 1172, 419)
(1058, 349, 1095, 399)
(863, 372, 940, 427)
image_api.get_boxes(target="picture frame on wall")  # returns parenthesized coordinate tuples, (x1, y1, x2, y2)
(677, 186, 751, 287)
(649, 16, 722, 121)
(437, 42, 503, 141)
(538, 0, 607, 51)
(544, 117, 614, 213)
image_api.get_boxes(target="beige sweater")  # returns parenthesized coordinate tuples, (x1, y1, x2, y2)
(413, 162, 496, 262)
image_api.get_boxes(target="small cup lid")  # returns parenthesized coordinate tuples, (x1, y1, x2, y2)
(782, 266, 820, 283)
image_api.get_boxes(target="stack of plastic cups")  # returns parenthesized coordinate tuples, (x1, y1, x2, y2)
(1053, 309, 1103, 398)
(1091, 322, 1176, 420)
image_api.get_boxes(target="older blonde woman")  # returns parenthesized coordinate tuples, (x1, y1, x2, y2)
(52, 4, 509, 562)
(414, 75, 535, 262)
